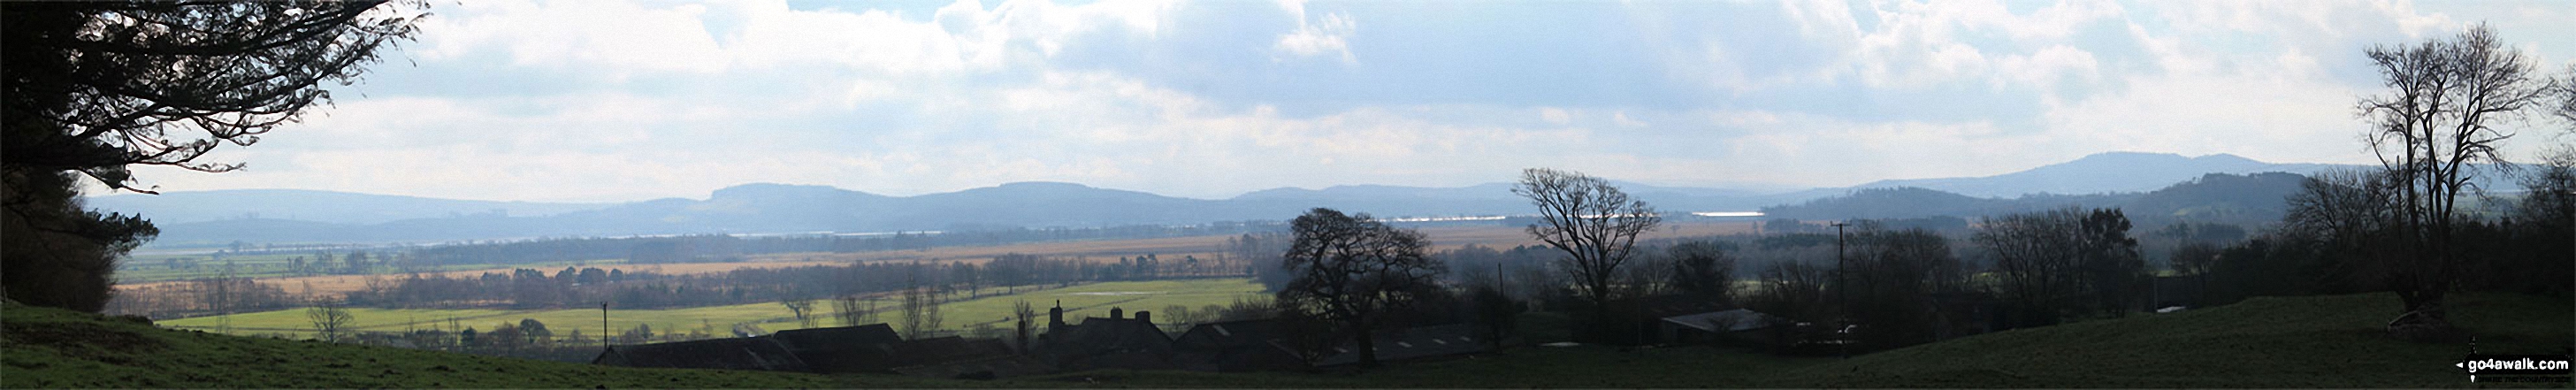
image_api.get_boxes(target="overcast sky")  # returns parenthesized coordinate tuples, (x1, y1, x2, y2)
(117, 0, 2576, 203)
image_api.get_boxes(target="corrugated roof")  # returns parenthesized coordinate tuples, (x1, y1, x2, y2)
(1661, 309, 1781, 333)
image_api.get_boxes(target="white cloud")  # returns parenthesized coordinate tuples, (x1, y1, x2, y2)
(105, 0, 2576, 204)
(1272, 0, 1357, 65)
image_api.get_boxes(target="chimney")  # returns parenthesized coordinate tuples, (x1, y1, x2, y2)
(1050, 302, 1065, 328)
(1110, 307, 1124, 320)
(1135, 310, 1150, 324)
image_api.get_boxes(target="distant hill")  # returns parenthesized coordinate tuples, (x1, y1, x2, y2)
(1844, 152, 2343, 198)
(101, 151, 2401, 245)
(1762, 172, 2312, 227)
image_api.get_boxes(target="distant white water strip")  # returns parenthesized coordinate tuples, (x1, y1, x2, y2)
(831, 230, 944, 237)
(1385, 216, 1509, 223)
(1691, 211, 1765, 218)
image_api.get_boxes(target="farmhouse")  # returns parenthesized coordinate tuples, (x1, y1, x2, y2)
(1032, 306, 1179, 371)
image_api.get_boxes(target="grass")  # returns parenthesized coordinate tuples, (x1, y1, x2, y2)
(998, 292, 2570, 388)
(41, 290, 2572, 387)
(157, 279, 1269, 340)
(1771, 292, 2572, 388)
(1, 301, 963, 388)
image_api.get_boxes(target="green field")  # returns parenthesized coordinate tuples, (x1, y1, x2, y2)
(157, 278, 1267, 340)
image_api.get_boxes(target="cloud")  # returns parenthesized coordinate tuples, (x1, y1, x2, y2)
(1272, 0, 1357, 65)
(106, 0, 2576, 204)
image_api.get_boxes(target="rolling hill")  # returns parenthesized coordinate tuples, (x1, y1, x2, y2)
(96, 151, 2381, 245)
(1761, 172, 2312, 227)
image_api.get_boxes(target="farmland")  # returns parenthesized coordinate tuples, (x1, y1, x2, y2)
(119, 259, 850, 298)
(748, 221, 1756, 264)
(156, 278, 1266, 340)
(121, 221, 1756, 300)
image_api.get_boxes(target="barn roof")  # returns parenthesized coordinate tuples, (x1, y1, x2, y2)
(770, 324, 904, 373)
(1313, 324, 1490, 367)
(591, 337, 809, 372)
(1662, 309, 1784, 333)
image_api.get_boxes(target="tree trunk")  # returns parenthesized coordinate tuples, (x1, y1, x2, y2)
(1353, 317, 1380, 369)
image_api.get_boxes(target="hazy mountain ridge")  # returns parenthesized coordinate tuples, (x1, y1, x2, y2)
(1762, 172, 2314, 227)
(102, 151, 2366, 245)
(1846, 152, 2344, 198)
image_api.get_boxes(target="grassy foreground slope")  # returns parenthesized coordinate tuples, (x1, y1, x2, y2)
(981, 293, 2566, 388)
(1, 301, 959, 388)
(10, 292, 2565, 388)
(1780, 293, 2572, 388)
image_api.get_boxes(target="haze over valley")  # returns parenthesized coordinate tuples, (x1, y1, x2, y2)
(97, 151, 2426, 246)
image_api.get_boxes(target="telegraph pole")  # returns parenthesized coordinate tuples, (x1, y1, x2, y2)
(1831, 221, 1848, 317)
(1831, 221, 1849, 358)
(600, 302, 610, 351)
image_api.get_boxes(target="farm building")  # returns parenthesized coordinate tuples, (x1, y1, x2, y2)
(1658, 309, 1786, 346)
(590, 337, 810, 372)
(1312, 324, 1490, 367)
(1033, 306, 1179, 371)
(1604, 294, 1734, 344)
(1172, 317, 1309, 372)
(768, 324, 904, 373)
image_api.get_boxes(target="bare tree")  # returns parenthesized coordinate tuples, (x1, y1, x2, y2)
(1013, 299, 1037, 353)
(899, 264, 943, 339)
(783, 298, 818, 329)
(832, 294, 868, 326)
(1276, 208, 1445, 369)
(1974, 208, 2137, 326)
(1665, 241, 1736, 302)
(306, 302, 355, 343)
(2354, 24, 2549, 338)
(1512, 168, 1661, 334)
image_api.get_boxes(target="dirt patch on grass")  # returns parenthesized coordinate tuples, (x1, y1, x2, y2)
(4, 319, 165, 364)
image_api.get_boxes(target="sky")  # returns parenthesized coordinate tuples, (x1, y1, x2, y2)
(113, 0, 2576, 203)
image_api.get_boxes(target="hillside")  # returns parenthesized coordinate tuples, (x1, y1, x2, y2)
(1846, 152, 2341, 198)
(1783, 292, 2572, 387)
(1762, 172, 2308, 226)
(0, 301, 956, 388)
(11, 292, 2565, 387)
(950, 292, 2567, 387)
